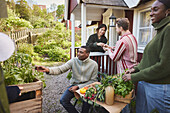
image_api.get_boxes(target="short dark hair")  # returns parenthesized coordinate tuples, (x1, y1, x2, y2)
(116, 18, 130, 31)
(96, 24, 107, 33)
(81, 46, 90, 53)
(158, 0, 170, 9)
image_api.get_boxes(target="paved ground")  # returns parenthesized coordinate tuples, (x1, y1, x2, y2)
(42, 71, 82, 113)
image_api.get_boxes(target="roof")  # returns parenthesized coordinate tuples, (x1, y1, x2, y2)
(81, 0, 127, 7)
(123, 0, 152, 8)
(65, 0, 152, 20)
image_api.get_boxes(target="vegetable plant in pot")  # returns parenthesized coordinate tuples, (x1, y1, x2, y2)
(2, 52, 45, 86)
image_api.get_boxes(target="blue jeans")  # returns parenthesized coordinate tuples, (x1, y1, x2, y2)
(60, 85, 90, 113)
(122, 104, 130, 113)
(136, 81, 170, 113)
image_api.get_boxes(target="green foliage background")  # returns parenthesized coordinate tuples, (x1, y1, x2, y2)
(0, 0, 64, 32)
(33, 22, 81, 62)
(0, 0, 81, 86)
(0, 0, 81, 62)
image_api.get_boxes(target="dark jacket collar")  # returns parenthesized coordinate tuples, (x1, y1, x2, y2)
(152, 16, 170, 30)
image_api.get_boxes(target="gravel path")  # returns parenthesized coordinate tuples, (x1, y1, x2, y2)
(42, 71, 82, 113)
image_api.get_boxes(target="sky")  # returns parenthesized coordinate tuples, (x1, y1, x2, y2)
(34, 0, 65, 8)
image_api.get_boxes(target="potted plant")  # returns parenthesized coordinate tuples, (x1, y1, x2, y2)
(94, 73, 134, 104)
(1, 52, 45, 113)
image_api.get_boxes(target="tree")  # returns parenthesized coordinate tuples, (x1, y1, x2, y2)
(56, 4, 64, 20)
(15, 0, 31, 20)
(32, 5, 42, 17)
(50, 3, 57, 12)
(49, 3, 57, 21)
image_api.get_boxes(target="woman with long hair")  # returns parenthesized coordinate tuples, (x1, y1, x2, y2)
(86, 24, 107, 52)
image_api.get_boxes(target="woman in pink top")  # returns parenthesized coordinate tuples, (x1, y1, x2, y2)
(104, 18, 138, 74)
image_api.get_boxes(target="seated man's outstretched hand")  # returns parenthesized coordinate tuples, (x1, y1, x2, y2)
(69, 86, 79, 93)
(35, 66, 49, 73)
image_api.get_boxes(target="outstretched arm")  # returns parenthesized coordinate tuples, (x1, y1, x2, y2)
(35, 66, 49, 73)
(36, 59, 72, 75)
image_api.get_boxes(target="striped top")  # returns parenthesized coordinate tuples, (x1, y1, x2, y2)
(108, 33, 138, 74)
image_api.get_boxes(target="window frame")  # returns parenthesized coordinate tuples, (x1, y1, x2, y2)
(136, 8, 155, 53)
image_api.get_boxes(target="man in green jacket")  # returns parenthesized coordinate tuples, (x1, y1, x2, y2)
(123, 0, 170, 113)
(0, 32, 16, 113)
(36, 46, 98, 113)
(0, 66, 10, 113)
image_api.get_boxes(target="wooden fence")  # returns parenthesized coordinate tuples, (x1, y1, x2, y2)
(3, 28, 49, 49)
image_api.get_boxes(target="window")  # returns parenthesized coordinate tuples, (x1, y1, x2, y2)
(137, 8, 156, 52)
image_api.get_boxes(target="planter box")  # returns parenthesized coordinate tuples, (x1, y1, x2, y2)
(9, 80, 43, 113)
(114, 90, 134, 104)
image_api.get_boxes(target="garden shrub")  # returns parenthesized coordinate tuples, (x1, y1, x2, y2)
(33, 21, 81, 62)
(18, 43, 34, 55)
(47, 47, 69, 62)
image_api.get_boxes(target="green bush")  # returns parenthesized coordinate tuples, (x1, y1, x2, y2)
(32, 18, 49, 28)
(33, 21, 81, 62)
(61, 40, 71, 49)
(5, 16, 33, 31)
(18, 43, 34, 55)
(48, 47, 69, 62)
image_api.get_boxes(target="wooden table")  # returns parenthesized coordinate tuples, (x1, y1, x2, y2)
(75, 82, 128, 113)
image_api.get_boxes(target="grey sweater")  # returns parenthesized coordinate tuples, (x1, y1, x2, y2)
(49, 57, 98, 88)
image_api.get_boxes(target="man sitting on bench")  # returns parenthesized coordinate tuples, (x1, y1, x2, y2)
(36, 46, 98, 113)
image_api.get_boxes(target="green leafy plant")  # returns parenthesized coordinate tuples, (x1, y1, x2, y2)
(84, 72, 134, 104)
(2, 53, 45, 87)
(66, 71, 72, 80)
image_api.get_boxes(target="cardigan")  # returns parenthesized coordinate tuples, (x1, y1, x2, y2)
(49, 57, 98, 88)
(86, 33, 107, 52)
(131, 16, 170, 84)
(108, 33, 138, 74)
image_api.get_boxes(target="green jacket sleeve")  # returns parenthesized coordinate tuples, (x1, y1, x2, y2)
(131, 25, 170, 83)
(0, 66, 10, 113)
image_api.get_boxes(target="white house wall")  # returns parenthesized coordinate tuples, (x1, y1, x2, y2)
(86, 8, 104, 21)
(73, 5, 104, 21)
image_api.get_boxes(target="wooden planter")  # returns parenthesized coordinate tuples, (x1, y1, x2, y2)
(9, 80, 43, 113)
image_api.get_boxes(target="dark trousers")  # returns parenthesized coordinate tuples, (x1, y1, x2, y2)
(60, 85, 90, 113)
